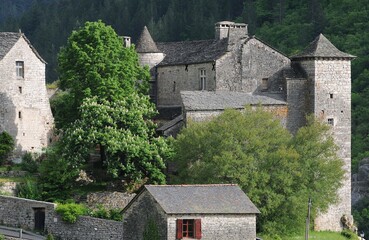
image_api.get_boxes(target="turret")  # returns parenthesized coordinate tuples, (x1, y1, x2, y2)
(136, 26, 164, 69)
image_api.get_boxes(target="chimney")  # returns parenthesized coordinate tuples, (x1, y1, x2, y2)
(123, 36, 131, 48)
(215, 21, 248, 41)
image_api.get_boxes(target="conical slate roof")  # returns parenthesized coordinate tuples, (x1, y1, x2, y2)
(135, 26, 161, 53)
(292, 34, 355, 59)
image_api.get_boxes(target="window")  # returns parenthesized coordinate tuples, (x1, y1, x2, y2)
(261, 78, 268, 91)
(18, 111, 22, 119)
(16, 61, 24, 78)
(330, 93, 333, 99)
(327, 118, 334, 126)
(199, 69, 206, 90)
(19, 87, 22, 93)
(176, 219, 201, 239)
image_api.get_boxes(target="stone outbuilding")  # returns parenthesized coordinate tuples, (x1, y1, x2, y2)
(0, 32, 54, 159)
(122, 184, 260, 240)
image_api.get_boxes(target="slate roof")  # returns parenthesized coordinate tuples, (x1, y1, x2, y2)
(156, 38, 228, 66)
(136, 26, 161, 53)
(181, 91, 286, 111)
(0, 32, 21, 60)
(0, 32, 46, 63)
(144, 184, 260, 214)
(291, 34, 355, 59)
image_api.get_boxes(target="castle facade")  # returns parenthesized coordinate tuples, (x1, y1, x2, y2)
(135, 21, 354, 231)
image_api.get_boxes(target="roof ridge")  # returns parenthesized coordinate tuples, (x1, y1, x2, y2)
(157, 39, 217, 45)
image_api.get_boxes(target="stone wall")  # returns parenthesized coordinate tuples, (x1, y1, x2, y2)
(156, 62, 215, 106)
(0, 195, 56, 230)
(167, 214, 256, 240)
(240, 38, 290, 93)
(86, 191, 135, 210)
(286, 78, 308, 134)
(123, 191, 167, 240)
(185, 105, 288, 125)
(0, 195, 123, 240)
(48, 216, 123, 240)
(0, 36, 54, 159)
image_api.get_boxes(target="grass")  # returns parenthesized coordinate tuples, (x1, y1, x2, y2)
(260, 231, 350, 240)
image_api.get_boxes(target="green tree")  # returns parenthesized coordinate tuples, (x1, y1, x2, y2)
(170, 108, 344, 237)
(0, 131, 14, 164)
(57, 20, 150, 128)
(57, 21, 171, 186)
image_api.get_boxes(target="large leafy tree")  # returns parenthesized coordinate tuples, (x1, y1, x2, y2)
(57, 21, 170, 186)
(170, 108, 344, 237)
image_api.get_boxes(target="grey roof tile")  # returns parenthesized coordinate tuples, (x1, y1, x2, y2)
(145, 184, 260, 214)
(156, 39, 228, 66)
(0, 32, 46, 63)
(136, 26, 160, 53)
(292, 34, 355, 59)
(181, 91, 286, 111)
(0, 32, 21, 60)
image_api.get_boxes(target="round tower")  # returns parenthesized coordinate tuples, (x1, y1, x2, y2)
(292, 34, 355, 231)
(135, 26, 164, 69)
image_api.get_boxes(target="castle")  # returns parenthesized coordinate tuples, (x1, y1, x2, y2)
(0, 32, 54, 159)
(135, 21, 354, 231)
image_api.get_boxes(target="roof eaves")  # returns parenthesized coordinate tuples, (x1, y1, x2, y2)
(21, 34, 47, 64)
(251, 36, 290, 59)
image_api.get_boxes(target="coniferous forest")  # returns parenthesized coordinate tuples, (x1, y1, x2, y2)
(1, 0, 368, 177)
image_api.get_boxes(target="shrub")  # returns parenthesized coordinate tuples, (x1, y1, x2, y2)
(56, 203, 88, 223)
(89, 205, 123, 221)
(16, 178, 42, 200)
(341, 229, 357, 239)
(20, 152, 39, 173)
(0, 131, 14, 165)
(46, 233, 55, 240)
(143, 218, 160, 240)
(0, 234, 4, 240)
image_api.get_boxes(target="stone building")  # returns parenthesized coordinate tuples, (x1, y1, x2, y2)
(122, 184, 260, 240)
(135, 21, 354, 231)
(0, 32, 54, 159)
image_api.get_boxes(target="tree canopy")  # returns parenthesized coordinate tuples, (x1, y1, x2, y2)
(56, 21, 171, 187)
(170, 108, 344, 236)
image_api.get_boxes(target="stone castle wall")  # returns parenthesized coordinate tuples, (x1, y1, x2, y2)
(298, 59, 352, 231)
(0, 36, 54, 158)
(157, 62, 215, 106)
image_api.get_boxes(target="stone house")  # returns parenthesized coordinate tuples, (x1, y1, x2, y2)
(122, 184, 260, 240)
(135, 21, 354, 231)
(0, 32, 54, 159)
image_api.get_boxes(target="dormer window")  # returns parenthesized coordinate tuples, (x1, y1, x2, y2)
(16, 61, 24, 78)
(199, 69, 206, 90)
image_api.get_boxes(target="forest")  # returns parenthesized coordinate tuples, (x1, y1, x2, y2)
(0, 0, 368, 172)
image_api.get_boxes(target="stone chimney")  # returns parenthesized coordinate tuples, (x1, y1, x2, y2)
(123, 36, 131, 48)
(215, 21, 248, 41)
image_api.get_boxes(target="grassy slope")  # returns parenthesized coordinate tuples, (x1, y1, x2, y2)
(260, 231, 349, 240)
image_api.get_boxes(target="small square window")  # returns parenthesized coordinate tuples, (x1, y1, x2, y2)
(19, 87, 22, 93)
(177, 219, 202, 239)
(16, 61, 24, 78)
(330, 93, 333, 99)
(261, 78, 268, 91)
(327, 118, 334, 126)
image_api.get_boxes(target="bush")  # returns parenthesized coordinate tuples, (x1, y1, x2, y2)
(20, 152, 39, 173)
(0, 131, 14, 165)
(56, 203, 88, 223)
(0, 234, 4, 240)
(143, 219, 160, 240)
(89, 205, 123, 221)
(16, 178, 42, 200)
(341, 229, 357, 239)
